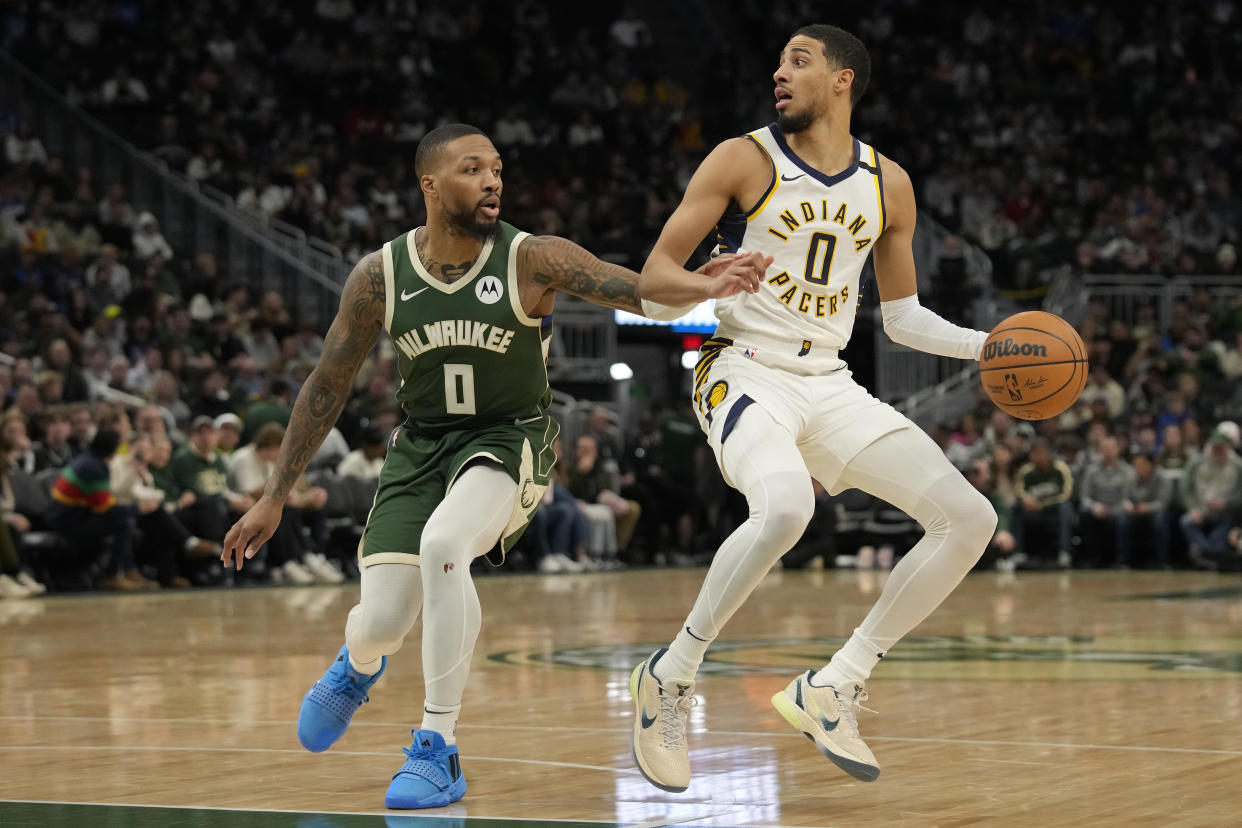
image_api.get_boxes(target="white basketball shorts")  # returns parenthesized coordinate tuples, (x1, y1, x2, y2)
(692, 338, 912, 494)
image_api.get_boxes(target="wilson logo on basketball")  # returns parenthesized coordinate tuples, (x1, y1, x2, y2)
(983, 338, 1048, 361)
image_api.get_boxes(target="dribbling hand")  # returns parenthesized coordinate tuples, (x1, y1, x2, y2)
(221, 496, 285, 571)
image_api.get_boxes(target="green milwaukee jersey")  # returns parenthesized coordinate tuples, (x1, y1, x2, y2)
(381, 221, 552, 433)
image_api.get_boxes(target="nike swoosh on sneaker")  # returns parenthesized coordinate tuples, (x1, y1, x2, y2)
(401, 286, 429, 301)
(639, 675, 658, 729)
(820, 713, 840, 731)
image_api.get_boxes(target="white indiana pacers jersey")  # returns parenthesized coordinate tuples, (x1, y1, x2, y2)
(711, 124, 886, 372)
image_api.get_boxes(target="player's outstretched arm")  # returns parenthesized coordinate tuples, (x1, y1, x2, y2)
(642, 138, 771, 315)
(518, 235, 762, 315)
(644, 139, 767, 272)
(872, 155, 989, 361)
(221, 251, 385, 568)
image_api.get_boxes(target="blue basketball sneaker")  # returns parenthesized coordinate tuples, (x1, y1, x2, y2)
(385, 729, 466, 809)
(297, 644, 386, 753)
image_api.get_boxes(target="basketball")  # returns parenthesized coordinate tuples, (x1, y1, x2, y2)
(979, 311, 1088, 420)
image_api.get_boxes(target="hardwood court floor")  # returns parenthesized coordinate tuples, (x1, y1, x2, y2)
(2, 568, 1240, 827)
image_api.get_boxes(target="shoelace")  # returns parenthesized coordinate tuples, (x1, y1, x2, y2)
(658, 690, 695, 749)
(833, 685, 876, 739)
(329, 671, 370, 704)
(400, 742, 437, 762)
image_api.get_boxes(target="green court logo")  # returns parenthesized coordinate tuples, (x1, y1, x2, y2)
(488, 635, 1242, 681)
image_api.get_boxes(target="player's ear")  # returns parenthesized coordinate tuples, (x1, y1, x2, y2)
(835, 67, 855, 98)
(420, 174, 437, 199)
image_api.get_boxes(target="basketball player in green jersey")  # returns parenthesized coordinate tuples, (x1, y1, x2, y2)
(220, 124, 763, 809)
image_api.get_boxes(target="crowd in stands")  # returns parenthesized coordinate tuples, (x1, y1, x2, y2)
(930, 292, 1242, 573)
(710, 0, 1242, 293)
(7, 1, 1239, 293)
(2, 3, 1242, 598)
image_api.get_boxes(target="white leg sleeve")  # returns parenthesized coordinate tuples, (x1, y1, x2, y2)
(659, 405, 814, 681)
(418, 462, 516, 709)
(817, 426, 996, 685)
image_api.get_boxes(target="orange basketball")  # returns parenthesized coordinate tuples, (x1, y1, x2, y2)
(979, 311, 1088, 420)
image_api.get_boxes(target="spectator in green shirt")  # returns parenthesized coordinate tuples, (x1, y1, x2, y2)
(167, 416, 254, 546)
(242, 379, 293, 443)
(1013, 438, 1075, 568)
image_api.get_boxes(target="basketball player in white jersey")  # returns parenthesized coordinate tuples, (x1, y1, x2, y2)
(628, 24, 998, 790)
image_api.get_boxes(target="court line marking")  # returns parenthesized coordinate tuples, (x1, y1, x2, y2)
(0, 798, 609, 825)
(0, 743, 634, 775)
(0, 798, 825, 828)
(3, 715, 1240, 758)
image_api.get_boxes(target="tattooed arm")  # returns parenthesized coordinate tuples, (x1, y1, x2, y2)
(518, 235, 762, 314)
(221, 251, 384, 568)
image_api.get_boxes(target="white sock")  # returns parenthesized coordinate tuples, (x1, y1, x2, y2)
(654, 625, 713, 682)
(812, 628, 885, 687)
(420, 701, 461, 744)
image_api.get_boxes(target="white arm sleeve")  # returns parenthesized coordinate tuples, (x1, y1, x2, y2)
(880, 294, 989, 361)
(641, 297, 698, 322)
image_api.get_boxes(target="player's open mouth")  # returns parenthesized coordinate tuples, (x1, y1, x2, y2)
(775, 87, 792, 110)
(479, 197, 500, 218)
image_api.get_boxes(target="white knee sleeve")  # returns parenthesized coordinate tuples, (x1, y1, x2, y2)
(909, 472, 998, 560)
(754, 472, 816, 548)
(345, 562, 422, 668)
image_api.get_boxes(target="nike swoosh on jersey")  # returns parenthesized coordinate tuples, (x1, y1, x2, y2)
(781, 173, 806, 182)
(401, 286, 429, 301)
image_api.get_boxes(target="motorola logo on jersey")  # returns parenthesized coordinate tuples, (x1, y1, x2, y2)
(476, 275, 504, 304)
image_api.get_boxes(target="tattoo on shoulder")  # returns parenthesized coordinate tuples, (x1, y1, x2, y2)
(519, 235, 641, 314)
(264, 250, 383, 500)
(350, 252, 386, 321)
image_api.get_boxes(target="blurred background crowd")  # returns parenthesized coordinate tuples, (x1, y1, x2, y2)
(0, 0, 1240, 597)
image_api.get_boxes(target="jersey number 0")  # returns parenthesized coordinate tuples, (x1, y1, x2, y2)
(804, 231, 837, 286)
(443, 363, 477, 415)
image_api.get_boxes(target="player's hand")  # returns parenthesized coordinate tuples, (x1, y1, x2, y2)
(696, 252, 748, 277)
(699, 251, 771, 298)
(222, 495, 285, 571)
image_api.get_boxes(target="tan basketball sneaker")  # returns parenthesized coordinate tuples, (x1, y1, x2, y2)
(771, 670, 880, 781)
(629, 648, 695, 792)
